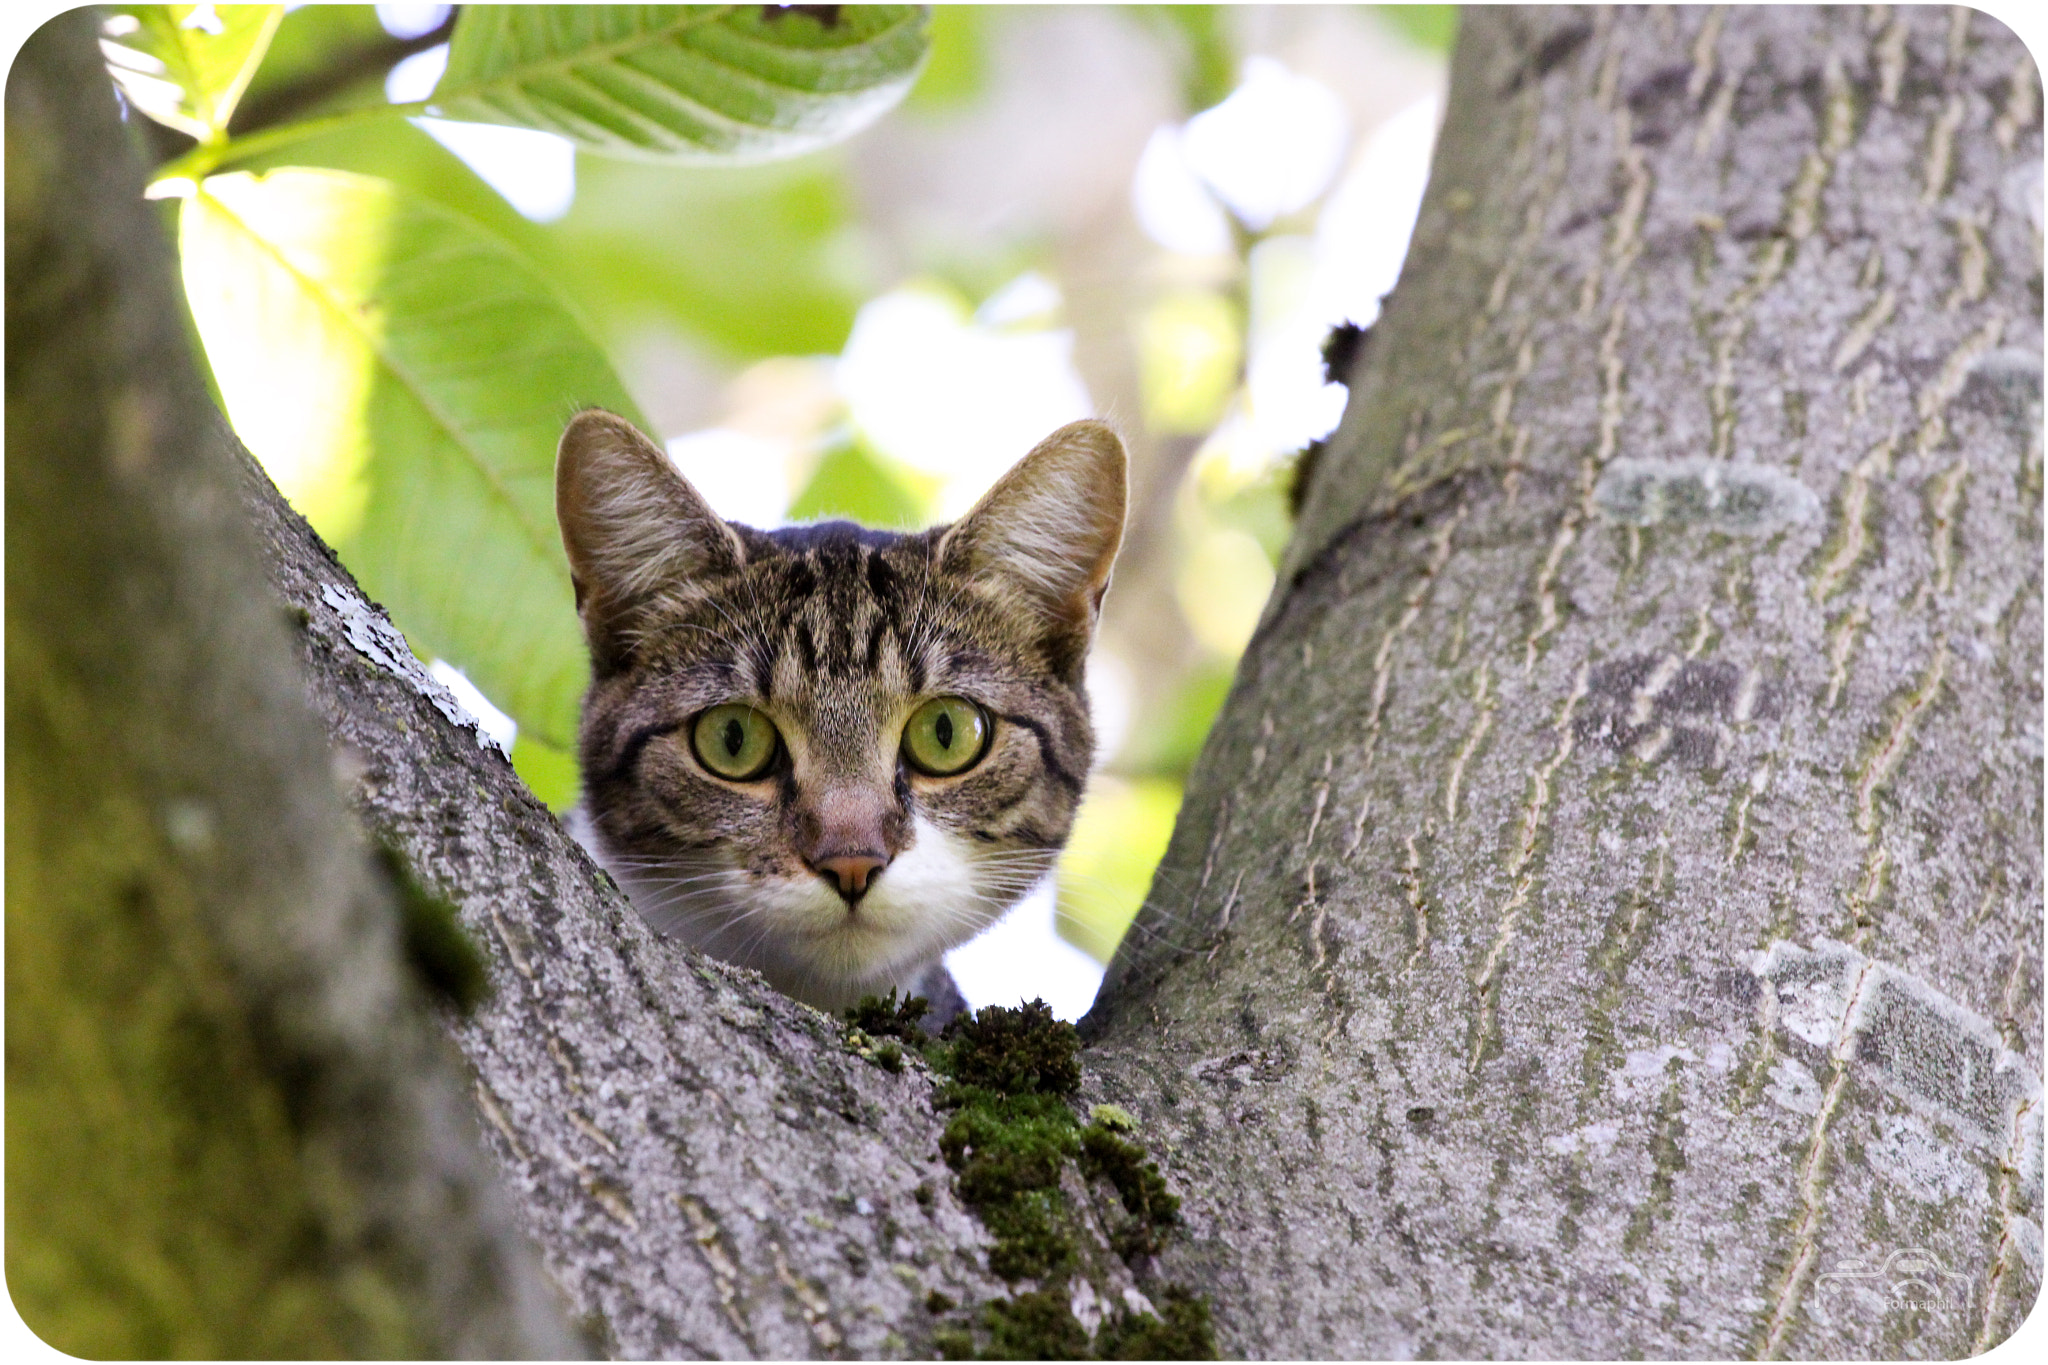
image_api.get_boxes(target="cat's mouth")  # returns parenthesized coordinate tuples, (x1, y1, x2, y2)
(596, 814, 1044, 1010)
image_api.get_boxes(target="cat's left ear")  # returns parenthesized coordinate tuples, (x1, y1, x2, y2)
(938, 420, 1126, 668)
(557, 409, 746, 673)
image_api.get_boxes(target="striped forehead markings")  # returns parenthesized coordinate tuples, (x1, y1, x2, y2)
(793, 618, 818, 674)
(865, 614, 891, 671)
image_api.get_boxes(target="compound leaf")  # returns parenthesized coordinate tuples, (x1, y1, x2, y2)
(101, 5, 283, 144)
(432, 5, 929, 163)
(181, 168, 639, 750)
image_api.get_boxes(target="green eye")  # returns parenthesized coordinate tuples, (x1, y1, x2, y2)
(902, 697, 991, 777)
(691, 704, 780, 781)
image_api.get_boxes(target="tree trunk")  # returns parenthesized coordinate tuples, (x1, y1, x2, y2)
(1089, 5, 2042, 1357)
(4, 12, 573, 1357)
(10, 5, 2038, 1361)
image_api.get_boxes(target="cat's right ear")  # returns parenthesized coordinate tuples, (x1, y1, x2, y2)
(556, 410, 745, 672)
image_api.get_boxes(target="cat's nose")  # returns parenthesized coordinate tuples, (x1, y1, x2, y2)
(814, 852, 888, 901)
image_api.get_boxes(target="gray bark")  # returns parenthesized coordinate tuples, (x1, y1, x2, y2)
(12, 5, 2039, 1361)
(1090, 6, 2043, 1358)
(4, 12, 572, 1357)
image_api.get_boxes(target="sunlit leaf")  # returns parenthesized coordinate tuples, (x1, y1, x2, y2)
(557, 154, 864, 358)
(1139, 288, 1241, 433)
(234, 95, 548, 253)
(1056, 778, 1183, 964)
(181, 168, 643, 750)
(510, 733, 582, 811)
(1118, 663, 1236, 781)
(904, 3, 985, 111)
(1374, 4, 1460, 54)
(102, 4, 283, 143)
(788, 440, 933, 528)
(433, 5, 930, 164)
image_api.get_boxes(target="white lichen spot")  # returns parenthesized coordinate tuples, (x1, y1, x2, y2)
(1754, 939, 2044, 1152)
(2002, 162, 2044, 238)
(1768, 1059, 1825, 1116)
(1624, 1044, 1698, 1078)
(1069, 1278, 1103, 1336)
(1593, 458, 1820, 534)
(319, 582, 509, 754)
(1867, 1114, 1988, 1204)
(1546, 1120, 1624, 1156)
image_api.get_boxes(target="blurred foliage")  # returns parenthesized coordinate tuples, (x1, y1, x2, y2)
(788, 440, 932, 529)
(102, 4, 281, 143)
(554, 157, 865, 360)
(1115, 664, 1239, 780)
(1055, 779, 1183, 964)
(904, 3, 987, 111)
(1139, 289, 1242, 433)
(113, 4, 1449, 979)
(1375, 5, 1461, 54)
(508, 734, 581, 814)
(1131, 5, 1238, 112)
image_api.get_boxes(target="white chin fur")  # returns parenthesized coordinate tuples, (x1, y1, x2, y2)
(573, 810, 1050, 1013)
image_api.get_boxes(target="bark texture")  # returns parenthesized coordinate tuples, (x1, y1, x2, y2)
(1088, 6, 2042, 1358)
(4, 12, 572, 1357)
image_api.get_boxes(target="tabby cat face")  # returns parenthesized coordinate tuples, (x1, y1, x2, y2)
(556, 411, 1126, 1013)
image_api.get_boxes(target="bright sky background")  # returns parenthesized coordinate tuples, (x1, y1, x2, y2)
(386, 10, 1442, 1019)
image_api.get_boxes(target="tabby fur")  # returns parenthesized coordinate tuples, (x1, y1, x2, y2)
(556, 410, 1126, 1016)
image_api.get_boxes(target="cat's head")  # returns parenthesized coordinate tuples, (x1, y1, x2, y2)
(556, 410, 1125, 1011)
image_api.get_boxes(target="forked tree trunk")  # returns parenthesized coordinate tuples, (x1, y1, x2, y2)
(5, 13, 572, 1357)
(6, 5, 2038, 1360)
(1089, 6, 2042, 1357)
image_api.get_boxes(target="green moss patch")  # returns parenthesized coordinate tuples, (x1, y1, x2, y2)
(977, 1287, 1093, 1360)
(844, 997, 1214, 1359)
(844, 988, 931, 1041)
(931, 1001, 1084, 1282)
(1078, 1123, 1180, 1258)
(940, 997, 1083, 1095)
(1094, 1287, 1216, 1360)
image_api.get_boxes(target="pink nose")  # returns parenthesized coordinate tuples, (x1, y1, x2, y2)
(815, 853, 887, 900)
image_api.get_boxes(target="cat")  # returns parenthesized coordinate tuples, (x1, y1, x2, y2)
(555, 409, 1125, 1026)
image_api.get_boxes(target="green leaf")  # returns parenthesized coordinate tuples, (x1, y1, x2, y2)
(1374, 5, 1460, 54)
(1056, 778, 1184, 964)
(555, 154, 864, 358)
(432, 4, 930, 164)
(103, 5, 284, 143)
(510, 734, 582, 812)
(181, 168, 641, 750)
(1129, 5, 1237, 112)
(904, 3, 985, 111)
(788, 440, 933, 529)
